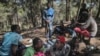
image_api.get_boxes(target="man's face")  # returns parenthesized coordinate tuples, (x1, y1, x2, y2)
(47, 3, 51, 8)
(55, 40, 62, 49)
(36, 40, 43, 49)
(16, 26, 21, 34)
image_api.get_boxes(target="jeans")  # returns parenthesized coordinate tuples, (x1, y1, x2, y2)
(46, 22, 53, 39)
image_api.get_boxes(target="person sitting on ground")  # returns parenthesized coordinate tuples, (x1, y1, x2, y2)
(53, 20, 65, 36)
(23, 37, 45, 56)
(53, 20, 77, 38)
(46, 36, 70, 56)
(0, 25, 23, 56)
(74, 11, 97, 45)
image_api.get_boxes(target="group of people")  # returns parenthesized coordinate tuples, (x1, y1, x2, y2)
(0, 24, 71, 56)
(0, 3, 98, 56)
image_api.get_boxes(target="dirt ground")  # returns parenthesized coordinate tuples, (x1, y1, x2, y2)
(0, 27, 100, 56)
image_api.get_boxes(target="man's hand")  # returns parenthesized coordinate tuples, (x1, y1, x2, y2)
(79, 23, 86, 25)
(46, 20, 50, 23)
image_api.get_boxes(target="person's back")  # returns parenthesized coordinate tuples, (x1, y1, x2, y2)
(82, 16, 97, 37)
(0, 25, 23, 56)
(0, 32, 22, 56)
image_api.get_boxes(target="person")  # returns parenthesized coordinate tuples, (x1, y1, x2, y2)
(79, 3, 88, 17)
(43, 3, 54, 39)
(53, 20, 77, 38)
(23, 37, 45, 56)
(74, 11, 97, 45)
(53, 20, 65, 36)
(0, 25, 23, 56)
(44, 21, 65, 51)
(46, 36, 70, 56)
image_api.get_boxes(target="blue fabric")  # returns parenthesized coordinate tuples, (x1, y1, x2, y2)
(0, 32, 22, 56)
(46, 7, 54, 16)
(65, 28, 77, 38)
(44, 7, 54, 38)
(44, 7, 54, 21)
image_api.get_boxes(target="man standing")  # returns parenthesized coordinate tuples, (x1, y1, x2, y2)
(43, 3, 55, 39)
(0, 25, 23, 56)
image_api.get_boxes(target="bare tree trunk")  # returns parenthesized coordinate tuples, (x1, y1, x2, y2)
(66, 0, 71, 21)
(30, 0, 36, 27)
(95, 0, 100, 19)
(76, 0, 82, 21)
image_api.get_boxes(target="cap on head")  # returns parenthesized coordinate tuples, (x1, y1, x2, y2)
(57, 36, 66, 43)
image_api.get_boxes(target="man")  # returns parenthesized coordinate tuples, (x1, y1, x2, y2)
(43, 3, 54, 39)
(74, 12, 97, 45)
(0, 25, 23, 56)
(79, 3, 88, 17)
(47, 36, 70, 56)
(24, 37, 45, 56)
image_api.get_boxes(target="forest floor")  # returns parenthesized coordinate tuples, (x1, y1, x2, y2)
(0, 25, 100, 56)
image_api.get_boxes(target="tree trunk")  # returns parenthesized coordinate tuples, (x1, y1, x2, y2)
(66, 0, 71, 21)
(95, 1, 100, 19)
(76, 0, 82, 21)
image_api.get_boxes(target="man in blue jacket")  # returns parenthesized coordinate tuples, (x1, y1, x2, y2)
(0, 25, 23, 56)
(43, 3, 55, 39)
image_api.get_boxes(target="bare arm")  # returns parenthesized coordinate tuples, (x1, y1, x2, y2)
(11, 44, 18, 56)
(65, 44, 71, 56)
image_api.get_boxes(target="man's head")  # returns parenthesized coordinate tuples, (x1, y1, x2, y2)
(55, 36, 65, 49)
(82, 3, 87, 9)
(47, 3, 51, 8)
(80, 12, 89, 20)
(33, 37, 43, 51)
(11, 24, 21, 34)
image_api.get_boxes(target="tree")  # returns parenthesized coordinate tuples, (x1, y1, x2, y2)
(66, 0, 71, 21)
(95, 0, 100, 19)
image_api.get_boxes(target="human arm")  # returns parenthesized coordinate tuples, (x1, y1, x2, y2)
(43, 10, 47, 20)
(11, 35, 23, 56)
(65, 44, 71, 56)
(11, 44, 18, 56)
(82, 18, 91, 29)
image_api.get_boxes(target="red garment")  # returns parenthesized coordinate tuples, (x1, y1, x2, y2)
(57, 36, 66, 43)
(34, 51, 45, 56)
(74, 27, 90, 37)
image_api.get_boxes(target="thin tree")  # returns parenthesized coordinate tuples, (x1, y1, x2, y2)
(66, 0, 71, 21)
(95, 0, 100, 19)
